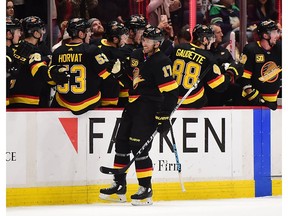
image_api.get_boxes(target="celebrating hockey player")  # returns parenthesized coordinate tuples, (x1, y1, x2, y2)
(170, 24, 243, 108)
(238, 19, 281, 110)
(8, 16, 70, 108)
(99, 25, 179, 206)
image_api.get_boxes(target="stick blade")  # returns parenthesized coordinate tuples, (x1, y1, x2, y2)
(100, 166, 125, 175)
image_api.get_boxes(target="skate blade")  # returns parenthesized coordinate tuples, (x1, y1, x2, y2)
(99, 193, 127, 203)
(131, 197, 153, 206)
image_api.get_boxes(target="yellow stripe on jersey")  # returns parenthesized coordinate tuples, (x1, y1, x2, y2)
(243, 69, 252, 79)
(178, 86, 204, 104)
(158, 80, 178, 93)
(100, 98, 118, 106)
(98, 69, 110, 80)
(119, 89, 129, 97)
(136, 167, 153, 179)
(207, 74, 225, 89)
(128, 95, 140, 103)
(55, 92, 101, 112)
(31, 62, 47, 77)
(9, 95, 40, 105)
(262, 92, 279, 102)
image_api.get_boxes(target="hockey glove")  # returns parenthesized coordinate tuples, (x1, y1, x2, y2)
(106, 59, 122, 78)
(155, 111, 171, 134)
(242, 88, 265, 106)
(48, 65, 70, 85)
(225, 61, 244, 84)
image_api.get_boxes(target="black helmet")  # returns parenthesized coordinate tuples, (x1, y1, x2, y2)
(67, 18, 90, 38)
(257, 20, 278, 37)
(142, 24, 164, 42)
(192, 24, 214, 43)
(21, 16, 45, 36)
(6, 17, 21, 31)
(125, 14, 147, 30)
(104, 21, 128, 41)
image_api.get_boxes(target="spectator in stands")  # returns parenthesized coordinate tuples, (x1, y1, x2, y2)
(6, 0, 15, 18)
(208, 0, 240, 44)
(88, 18, 105, 46)
(247, 0, 279, 26)
(146, 0, 171, 27)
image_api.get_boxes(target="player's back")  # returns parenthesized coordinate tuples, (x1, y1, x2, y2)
(52, 43, 107, 115)
(171, 43, 215, 108)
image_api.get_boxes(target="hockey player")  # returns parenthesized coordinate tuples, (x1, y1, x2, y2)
(6, 17, 21, 106)
(170, 24, 243, 108)
(8, 16, 70, 108)
(238, 20, 281, 110)
(98, 20, 128, 107)
(99, 25, 179, 205)
(50, 18, 114, 115)
(117, 14, 147, 107)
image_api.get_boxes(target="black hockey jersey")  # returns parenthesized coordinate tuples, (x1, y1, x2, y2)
(98, 39, 126, 107)
(240, 41, 282, 103)
(127, 48, 178, 110)
(51, 42, 109, 114)
(8, 41, 52, 107)
(170, 43, 231, 108)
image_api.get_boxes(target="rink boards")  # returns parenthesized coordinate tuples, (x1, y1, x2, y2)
(6, 107, 282, 206)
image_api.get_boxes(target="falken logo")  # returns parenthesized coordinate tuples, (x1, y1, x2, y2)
(59, 118, 78, 153)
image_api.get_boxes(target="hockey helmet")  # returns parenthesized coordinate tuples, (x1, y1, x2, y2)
(257, 20, 278, 37)
(6, 17, 21, 31)
(104, 21, 128, 41)
(22, 16, 45, 36)
(142, 24, 164, 42)
(192, 24, 214, 43)
(67, 18, 90, 38)
(125, 14, 147, 30)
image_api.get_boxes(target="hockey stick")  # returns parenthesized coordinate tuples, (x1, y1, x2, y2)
(100, 64, 213, 175)
(170, 125, 186, 192)
(229, 31, 236, 60)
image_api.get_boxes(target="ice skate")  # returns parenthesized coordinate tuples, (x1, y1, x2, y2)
(99, 181, 127, 203)
(131, 186, 153, 206)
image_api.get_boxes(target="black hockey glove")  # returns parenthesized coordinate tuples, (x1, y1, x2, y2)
(106, 59, 122, 78)
(225, 61, 244, 84)
(155, 111, 171, 134)
(243, 88, 265, 106)
(48, 65, 70, 85)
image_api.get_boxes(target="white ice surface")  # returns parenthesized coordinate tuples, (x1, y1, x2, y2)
(6, 196, 282, 216)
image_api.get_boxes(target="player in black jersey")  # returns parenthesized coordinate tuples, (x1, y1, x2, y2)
(238, 20, 281, 110)
(98, 20, 128, 107)
(8, 16, 70, 108)
(6, 17, 21, 106)
(170, 24, 243, 108)
(117, 14, 148, 107)
(99, 25, 179, 206)
(51, 18, 112, 115)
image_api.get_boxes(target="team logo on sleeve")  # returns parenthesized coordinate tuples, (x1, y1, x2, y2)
(130, 58, 139, 67)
